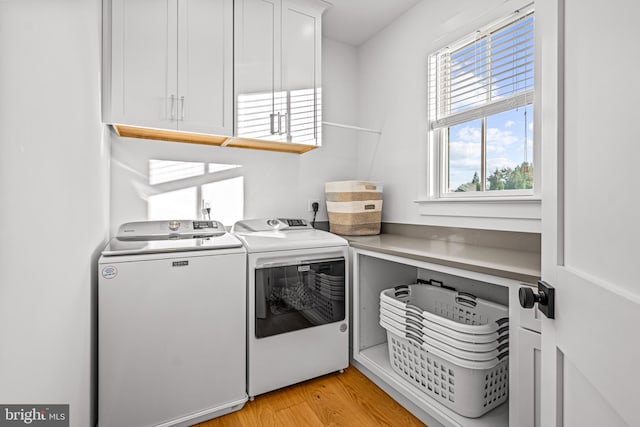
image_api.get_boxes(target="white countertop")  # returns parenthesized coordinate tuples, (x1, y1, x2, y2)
(347, 233, 540, 284)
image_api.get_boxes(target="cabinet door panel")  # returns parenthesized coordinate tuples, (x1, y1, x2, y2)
(282, 1, 320, 145)
(111, 0, 177, 129)
(517, 327, 541, 427)
(520, 302, 542, 333)
(178, 0, 233, 135)
(234, 0, 282, 141)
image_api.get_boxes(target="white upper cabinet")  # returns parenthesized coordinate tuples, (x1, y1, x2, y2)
(103, 0, 233, 136)
(178, 0, 233, 134)
(282, 1, 323, 145)
(235, 0, 325, 146)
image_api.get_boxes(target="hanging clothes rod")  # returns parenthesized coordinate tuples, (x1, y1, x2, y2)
(322, 121, 381, 135)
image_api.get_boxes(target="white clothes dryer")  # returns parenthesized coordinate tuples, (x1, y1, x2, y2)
(233, 218, 349, 398)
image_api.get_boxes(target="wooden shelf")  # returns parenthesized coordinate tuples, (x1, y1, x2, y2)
(112, 125, 319, 154)
(223, 137, 318, 154)
(354, 344, 508, 427)
(113, 124, 228, 147)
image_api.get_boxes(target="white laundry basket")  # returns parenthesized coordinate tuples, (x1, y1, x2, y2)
(379, 283, 509, 417)
(379, 311, 509, 359)
(380, 284, 509, 336)
(384, 321, 508, 418)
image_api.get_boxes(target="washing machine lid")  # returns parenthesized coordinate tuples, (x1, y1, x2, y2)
(102, 220, 243, 256)
(232, 218, 347, 252)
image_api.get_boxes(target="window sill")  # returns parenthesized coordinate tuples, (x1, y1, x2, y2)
(414, 197, 541, 233)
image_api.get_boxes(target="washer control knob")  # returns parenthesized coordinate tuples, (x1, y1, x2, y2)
(266, 219, 280, 228)
(168, 220, 181, 231)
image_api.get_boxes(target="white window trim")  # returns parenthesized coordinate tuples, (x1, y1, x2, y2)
(417, 2, 540, 233)
(415, 198, 540, 231)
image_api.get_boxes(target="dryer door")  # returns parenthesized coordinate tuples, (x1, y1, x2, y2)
(254, 256, 345, 338)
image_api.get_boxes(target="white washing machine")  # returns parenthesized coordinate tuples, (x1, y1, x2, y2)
(233, 218, 349, 398)
(98, 220, 247, 427)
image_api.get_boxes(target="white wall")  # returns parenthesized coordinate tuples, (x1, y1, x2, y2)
(355, 0, 532, 226)
(110, 37, 358, 232)
(299, 38, 360, 221)
(0, 1, 108, 427)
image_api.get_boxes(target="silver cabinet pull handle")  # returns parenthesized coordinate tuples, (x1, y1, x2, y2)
(279, 112, 288, 135)
(270, 113, 276, 134)
(170, 94, 176, 120)
(180, 96, 185, 121)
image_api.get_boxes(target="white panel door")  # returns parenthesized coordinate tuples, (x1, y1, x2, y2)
(282, 0, 322, 145)
(537, 1, 640, 426)
(178, 0, 233, 135)
(110, 0, 177, 129)
(234, 0, 283, 141)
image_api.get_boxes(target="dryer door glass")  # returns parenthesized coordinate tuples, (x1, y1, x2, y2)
(255, 257, 345, 338)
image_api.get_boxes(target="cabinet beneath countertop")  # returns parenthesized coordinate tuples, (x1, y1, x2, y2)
(350, 244, 540, 427)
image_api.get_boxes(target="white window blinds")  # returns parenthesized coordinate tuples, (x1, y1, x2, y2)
(429, 6, 534, 129)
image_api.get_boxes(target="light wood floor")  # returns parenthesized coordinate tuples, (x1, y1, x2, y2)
(195, 366, 426, 427)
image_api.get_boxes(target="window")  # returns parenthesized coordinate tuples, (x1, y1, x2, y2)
(428, 6, 534, 197)
(147, 160, 244, 226)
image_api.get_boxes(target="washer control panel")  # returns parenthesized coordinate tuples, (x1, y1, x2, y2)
(116, 220, 226, 240)
(193, 220, 221, 230)
(233, 218, 311, 232)
(279, 218, 309, 228)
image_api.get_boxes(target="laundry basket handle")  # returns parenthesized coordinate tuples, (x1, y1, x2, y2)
(405, 308, 422, 321)
(405, 324, 423, 337)
(497, 325, 509, 335)
(406, 332, 424, 346)
(406, 303, 423, 315)
(406, 317, 423, 329)
(393, 284, 410, 297)
(497, 334, 509, 344)
(496, 317, 509, 326)
(455, 292, 477, 308)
